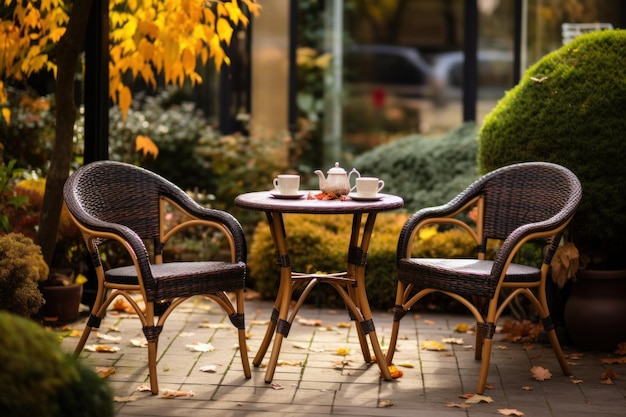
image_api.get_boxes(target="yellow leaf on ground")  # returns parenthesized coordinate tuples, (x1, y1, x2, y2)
(388, 365, 403, 379)
(336, 347, 351, 356)
(454, 323, 469, 333)
(421, 340, 447, 351)
(84, 345, 120, 353)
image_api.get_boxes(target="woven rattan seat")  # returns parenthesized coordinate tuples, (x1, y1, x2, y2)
(64, 161, 251, 394)
(386, 162, 582, 394)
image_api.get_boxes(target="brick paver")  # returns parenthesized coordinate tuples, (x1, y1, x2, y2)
(58, 296, 626, 417)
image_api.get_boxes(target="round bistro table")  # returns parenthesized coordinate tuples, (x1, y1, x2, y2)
(235, 191, 404, 383)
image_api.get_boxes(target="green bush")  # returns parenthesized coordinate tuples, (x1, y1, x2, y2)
(352, 123, 479, 212)
(248, 213, 483, 310)
(478, 29, 626, 269)
(0, 311, 113, 417)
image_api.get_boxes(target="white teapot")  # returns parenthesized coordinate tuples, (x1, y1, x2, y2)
(314, 162, 360, 196)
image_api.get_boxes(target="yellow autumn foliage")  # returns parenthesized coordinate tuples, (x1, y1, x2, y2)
(0, 0, 262, 122)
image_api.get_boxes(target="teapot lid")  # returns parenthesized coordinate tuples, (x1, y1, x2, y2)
(327, 162, 346, 174)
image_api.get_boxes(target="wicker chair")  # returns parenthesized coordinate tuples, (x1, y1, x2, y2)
(386, 162, 582, 394)
(63, 161, 251, 394)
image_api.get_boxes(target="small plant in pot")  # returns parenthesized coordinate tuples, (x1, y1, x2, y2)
(477, 29, 626, 351)
(8, 177, 88, 322)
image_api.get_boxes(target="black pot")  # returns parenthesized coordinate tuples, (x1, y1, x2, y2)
(564, 269, 626, 351)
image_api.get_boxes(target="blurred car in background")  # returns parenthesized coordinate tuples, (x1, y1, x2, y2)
(431, 50, 514, 106)
(344, 44, 434, 100)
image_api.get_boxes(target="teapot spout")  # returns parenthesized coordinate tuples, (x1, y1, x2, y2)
(314, 169, 326, 190)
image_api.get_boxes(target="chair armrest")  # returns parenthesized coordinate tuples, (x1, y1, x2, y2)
(163, 191, 247, 264)
(397, 193, 481, 262)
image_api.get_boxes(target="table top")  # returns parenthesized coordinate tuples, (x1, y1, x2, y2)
(235, 191, 404, 214)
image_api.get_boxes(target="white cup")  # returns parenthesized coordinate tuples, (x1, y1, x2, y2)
(352, 177, 384, 197)
(273, 174, 300, 195)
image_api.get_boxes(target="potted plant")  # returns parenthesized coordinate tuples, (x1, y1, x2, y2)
(477, 29, 626, 350)
(11, 177, 88, 322)
(0, 233, 48, 318)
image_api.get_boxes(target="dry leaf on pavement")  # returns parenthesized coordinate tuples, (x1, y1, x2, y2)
(465, 394, 494, 404)
(96, 366, 116, 378)
(336, 347, 351, 356)
(601, 357, 626, 365)
(186, 342, 215, 352)
(421, 340, 447, 351)
(498, 408, 524, 416)
(447, 402, 470, 409)
(161, 389, 193, 398)
(377, 400, 393, 408)
(454, 323, 469, 333)
(84, 345, 120, 353)
(531, 366, 552, 381)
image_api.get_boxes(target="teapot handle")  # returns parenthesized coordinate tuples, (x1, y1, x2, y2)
(348, 168, 361, 189)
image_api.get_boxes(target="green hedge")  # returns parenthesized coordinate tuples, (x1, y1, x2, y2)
(352, 123, 480, 212)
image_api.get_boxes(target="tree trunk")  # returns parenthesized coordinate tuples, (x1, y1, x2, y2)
(37, 1, 93, 267)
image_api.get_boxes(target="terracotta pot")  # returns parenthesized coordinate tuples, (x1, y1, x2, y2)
(41, 283, 83, 323)
(564, 269, 626, 351)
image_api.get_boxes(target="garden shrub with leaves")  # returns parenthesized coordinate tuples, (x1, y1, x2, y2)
(352, 123, 479, 212)
(0, 311, 113, 417)
(478, 29, 626, 270)
(0, 233, 48, 317)
(248, 213, 481, 310)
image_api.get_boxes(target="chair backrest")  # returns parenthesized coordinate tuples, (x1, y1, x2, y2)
(63, 160, 190, 241)
(468, 162, 582, 260)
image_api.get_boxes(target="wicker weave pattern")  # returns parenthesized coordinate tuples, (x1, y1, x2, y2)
(388, 162, 582, 395)
(396, 162, 582, 298)
(63, 161, 251, 394)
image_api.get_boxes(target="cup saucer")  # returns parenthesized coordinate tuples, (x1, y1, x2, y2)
(348, 192, 383, 201)
(269, 190, 306, 199)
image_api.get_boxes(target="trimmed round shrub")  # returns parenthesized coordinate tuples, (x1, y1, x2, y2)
(0, 311, 113, 417)
(353, 123, 479, 212)
(478, 29, 626, 269)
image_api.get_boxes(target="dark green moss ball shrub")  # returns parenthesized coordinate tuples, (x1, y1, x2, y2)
(352, 123, 479, 212)
(248, 213, 480, 310)
(0, 311, 113, 417)
(478, 30, 626, 269)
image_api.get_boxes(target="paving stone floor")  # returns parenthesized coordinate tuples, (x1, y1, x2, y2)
(57, 296, 626, 417)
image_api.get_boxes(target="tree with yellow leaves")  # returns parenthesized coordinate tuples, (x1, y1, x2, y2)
(0, 0, 261, 267)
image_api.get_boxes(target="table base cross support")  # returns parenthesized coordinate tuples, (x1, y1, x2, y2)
(235, 191, 404, 383)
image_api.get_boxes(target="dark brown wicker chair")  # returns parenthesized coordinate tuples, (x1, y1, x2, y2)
(386, 162, 582, 394)
(63, 161, 251, 394)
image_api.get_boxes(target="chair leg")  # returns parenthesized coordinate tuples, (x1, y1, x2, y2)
(476, 336, 494, 394)
(147, 340, 159, 394)
(474, 327, 484, 360)
(386, 319, 402, 365)
(238, 327, 252, 378)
